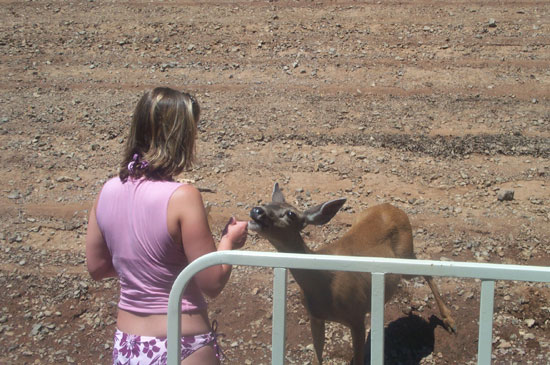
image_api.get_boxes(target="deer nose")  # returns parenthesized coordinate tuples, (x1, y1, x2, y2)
(250, 207, 265, 220)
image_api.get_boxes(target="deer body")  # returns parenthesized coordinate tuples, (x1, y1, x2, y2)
(249, 183, 456, 364)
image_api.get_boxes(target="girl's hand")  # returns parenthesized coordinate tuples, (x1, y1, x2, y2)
(221, 217, 248, 249)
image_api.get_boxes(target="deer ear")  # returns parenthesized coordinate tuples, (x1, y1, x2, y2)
(304, 198, 346, 226)
(272, 182, 285, 203)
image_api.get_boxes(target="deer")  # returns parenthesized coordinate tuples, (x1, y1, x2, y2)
(248, 183, 456, 364)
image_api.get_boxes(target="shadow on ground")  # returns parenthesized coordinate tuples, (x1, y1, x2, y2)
(363, 314, 445, 365)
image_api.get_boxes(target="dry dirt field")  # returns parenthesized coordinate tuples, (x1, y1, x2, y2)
(1, 1, 549, 364)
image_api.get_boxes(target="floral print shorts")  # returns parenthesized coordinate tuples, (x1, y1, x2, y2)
(112, 326, 222, 365)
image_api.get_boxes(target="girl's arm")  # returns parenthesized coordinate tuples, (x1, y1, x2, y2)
(168, 184, 247, 298)
(85, 198, 117, 280)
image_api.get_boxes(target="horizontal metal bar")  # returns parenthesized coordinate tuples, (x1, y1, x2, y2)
(176, 251, 550, 284)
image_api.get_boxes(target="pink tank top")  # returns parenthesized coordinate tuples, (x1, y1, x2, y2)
(96, 177, 206, 314)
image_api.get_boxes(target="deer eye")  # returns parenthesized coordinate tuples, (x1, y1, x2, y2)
(286, 210, 297, 220)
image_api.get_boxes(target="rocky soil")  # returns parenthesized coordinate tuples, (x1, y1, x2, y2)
(0, 1, 549, 364)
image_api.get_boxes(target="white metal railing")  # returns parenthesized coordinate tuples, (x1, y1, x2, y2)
(167, 251, 550, 365)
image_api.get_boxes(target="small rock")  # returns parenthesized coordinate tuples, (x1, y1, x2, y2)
(8, 233, 22, 243)
(525, 318, 536, 328)
(488, 18, 497, 27)
(7, 191, 20, 199)
(497, 190, 514, 201)
(31, 323, 43, 336)
(56, 176, 74, 183)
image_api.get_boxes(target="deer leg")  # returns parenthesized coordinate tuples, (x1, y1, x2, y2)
(310, 316, 325, 365)
(424, 275, 457, 333)
(349, 321, 366, 365)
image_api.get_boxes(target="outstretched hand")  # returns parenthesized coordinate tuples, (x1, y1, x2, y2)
(221, 217, 248, 249)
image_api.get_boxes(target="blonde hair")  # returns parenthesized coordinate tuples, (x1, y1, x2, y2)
(119, 87, 200, 182)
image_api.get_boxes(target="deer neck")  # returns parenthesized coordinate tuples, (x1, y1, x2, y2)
(269, 232, 312, 254)
(290, 262, 334, 319)
(273, 235, 333, 299)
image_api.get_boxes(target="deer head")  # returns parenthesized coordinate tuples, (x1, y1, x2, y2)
(248, 183, 347, 253)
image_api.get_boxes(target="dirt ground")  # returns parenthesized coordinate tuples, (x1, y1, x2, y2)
(1, 1, 549, 364)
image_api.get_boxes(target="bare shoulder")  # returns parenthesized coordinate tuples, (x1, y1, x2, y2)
(169, 183, 205, 215)
(171, 183, 202, 201)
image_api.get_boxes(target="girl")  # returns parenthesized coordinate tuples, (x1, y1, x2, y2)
(85, 87, 248, 364)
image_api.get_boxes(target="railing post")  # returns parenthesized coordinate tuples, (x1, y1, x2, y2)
(272, 267, 288, 365)
(371, 272, 386, 365)
(478, 279, 495, 364)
